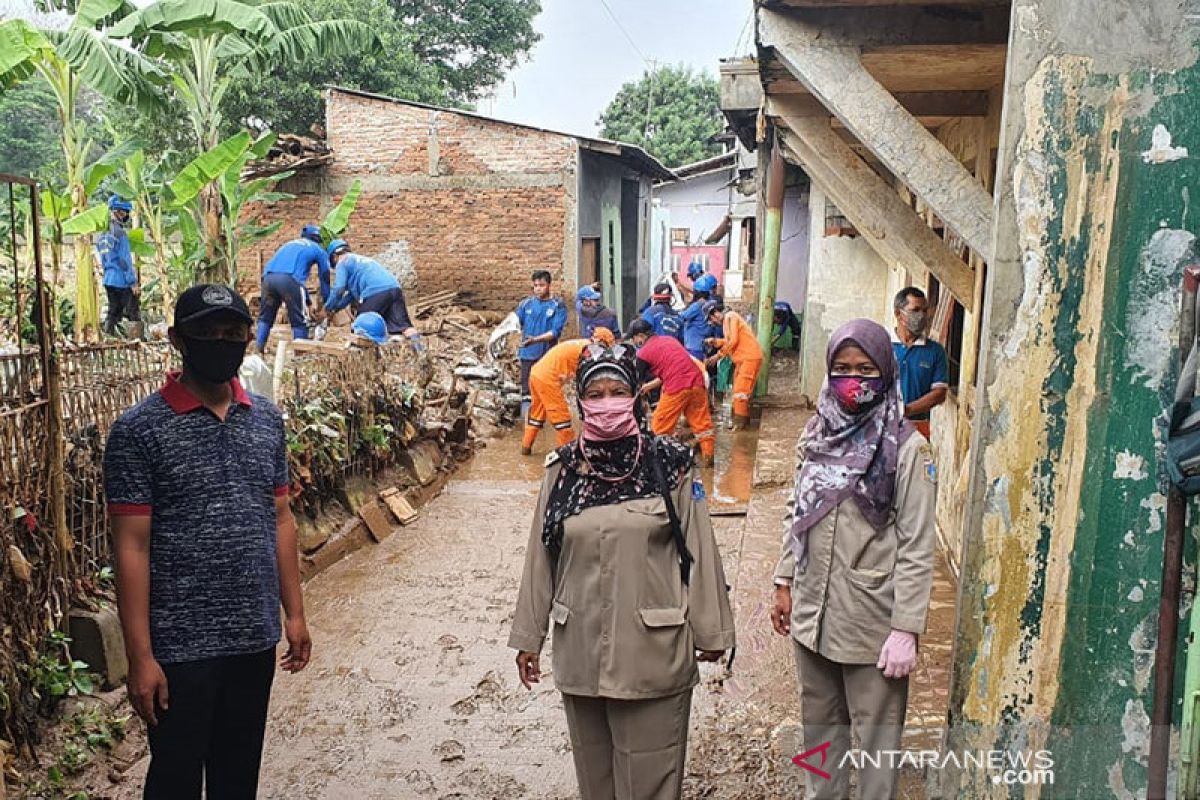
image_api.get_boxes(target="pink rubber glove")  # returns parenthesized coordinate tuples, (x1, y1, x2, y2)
(876, 629, 918, 679)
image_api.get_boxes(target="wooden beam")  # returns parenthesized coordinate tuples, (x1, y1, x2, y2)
(777, 4, 1011, 47)
(760, 7, 997, 259)
(780, 91, 990, 118)
(773, 105, 976, 310)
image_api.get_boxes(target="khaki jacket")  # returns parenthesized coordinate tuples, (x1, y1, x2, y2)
(509, 458, 736, 700)
(774, 433, 937, 664)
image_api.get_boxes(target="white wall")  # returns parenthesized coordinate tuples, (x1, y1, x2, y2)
(799, 186, 891, 398)
(656, 170, 734, 246)
(776, 187, 810, 311)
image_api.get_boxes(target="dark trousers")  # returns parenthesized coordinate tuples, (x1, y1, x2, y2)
(259, 273, 307, 329)
(144, 648, 276, 800)
(358, 286, 413, 334)
(103, 286, 141, 334)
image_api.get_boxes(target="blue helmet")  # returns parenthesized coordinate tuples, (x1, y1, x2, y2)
(686, 260, 705, 280)
(108, 195, 133, 212)
(327, 238, 349, 257)
(301, 224, 321, 242)
(693, 274, 718, 294)
(351, 312, 388, 345)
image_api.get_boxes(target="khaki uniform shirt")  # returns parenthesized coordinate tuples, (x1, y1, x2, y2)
(774, 434, 937, 664)
(509, 457, 736, 700)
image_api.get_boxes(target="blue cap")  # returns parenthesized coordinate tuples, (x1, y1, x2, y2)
(693, 274, 718, 293)
(351, 311, 388, 344)
(108, 195, 133, 212)
(686, 260, 705, 279)
(578, 286, 601, 301)
(327, 238, 349, 257)
(301, 224, 321, 242)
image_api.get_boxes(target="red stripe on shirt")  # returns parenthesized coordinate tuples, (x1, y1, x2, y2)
(108, 502, 152, 516)
(274, 484, 290, 498)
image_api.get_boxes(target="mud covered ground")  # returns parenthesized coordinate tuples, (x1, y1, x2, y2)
(31, 355, 959, 799)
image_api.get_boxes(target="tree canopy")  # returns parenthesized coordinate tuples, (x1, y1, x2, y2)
(222, 0, 542, 136)
(598, 65, 723, 169)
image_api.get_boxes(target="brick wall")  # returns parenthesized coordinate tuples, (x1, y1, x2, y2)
(241, 89, 580, 314)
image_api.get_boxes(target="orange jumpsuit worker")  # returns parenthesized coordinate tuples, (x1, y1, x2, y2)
(521, 327, 615, 455)
(627, 318, 715, 466)
(704, 301, 763, 429)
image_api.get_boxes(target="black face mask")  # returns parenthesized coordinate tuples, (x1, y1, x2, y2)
(180, 334, 247, 384)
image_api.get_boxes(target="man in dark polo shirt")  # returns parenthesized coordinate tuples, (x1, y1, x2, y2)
(104, 284, 311, 799)
(891, 286, 949, 439)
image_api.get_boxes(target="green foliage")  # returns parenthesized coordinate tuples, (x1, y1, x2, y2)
(0, 80, 63, 179)
(598, 64, 723, 169)
(393, 0, 541, 101)
(26, 632, 95, 710)
(320, 178, 362, 243)
(169, 131, 253, 206)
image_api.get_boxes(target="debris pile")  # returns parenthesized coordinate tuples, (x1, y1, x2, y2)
(242, 133, 333, 180)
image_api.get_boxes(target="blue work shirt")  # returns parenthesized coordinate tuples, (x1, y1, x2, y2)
(517, 295, 567, 361)
(580, 305, 621, 339)
(892, 333, 949, 421)
(642, 302, 683, 341)
(325, 254, 400, 313)
(96, 225, 136, 288)
(681, 299, 712, 359)
(263, 239, 331, 303)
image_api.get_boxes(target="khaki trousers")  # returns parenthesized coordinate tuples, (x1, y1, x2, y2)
(793, 642, 908, 800)
(561, 690, 692, 800)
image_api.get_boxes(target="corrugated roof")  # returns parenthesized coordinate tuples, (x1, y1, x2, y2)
(325, 86, 678, 183)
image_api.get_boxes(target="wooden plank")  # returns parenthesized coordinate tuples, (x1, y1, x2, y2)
(761, 8, 997, 258)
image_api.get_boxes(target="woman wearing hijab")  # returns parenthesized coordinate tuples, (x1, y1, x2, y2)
(770, 319, 937, 800)
(509, 343, 736, 800)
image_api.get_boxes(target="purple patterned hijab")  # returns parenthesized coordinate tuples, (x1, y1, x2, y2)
(789, 319, 915, 566)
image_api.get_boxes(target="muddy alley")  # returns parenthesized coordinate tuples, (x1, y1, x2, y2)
(108, 360, 957, 799)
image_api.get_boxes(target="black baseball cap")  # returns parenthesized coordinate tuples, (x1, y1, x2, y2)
(174, 284, 253, 326)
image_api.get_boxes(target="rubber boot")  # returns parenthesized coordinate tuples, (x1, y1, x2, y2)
(731, 414, 751, 431)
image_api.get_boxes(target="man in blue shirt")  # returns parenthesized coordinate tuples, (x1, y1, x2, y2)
(105, 284, 311, 799)
(577, 285, 622, 340)
(892, 287, 949, 439)
(324, 240, 419, 346)
(255, 224, 330, 352)
(681, 273, 719, 359)
(516, 269, 567, 414)
(97, 195, 141, 337)
(642, 282, 683, 341)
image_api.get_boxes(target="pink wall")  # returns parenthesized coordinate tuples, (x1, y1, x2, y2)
(672, 245, 726, 288)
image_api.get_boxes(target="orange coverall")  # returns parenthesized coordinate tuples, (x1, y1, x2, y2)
(712, 311, 763, 419)
(522, 339, 590, 450)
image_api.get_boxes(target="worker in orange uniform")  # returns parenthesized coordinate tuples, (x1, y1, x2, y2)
(704, 301, 763, 430)
(521, 327, 615, 455)
(627, 318, 715, 467)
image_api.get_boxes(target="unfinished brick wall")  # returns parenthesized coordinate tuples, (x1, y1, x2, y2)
(241, 89, 580, 315)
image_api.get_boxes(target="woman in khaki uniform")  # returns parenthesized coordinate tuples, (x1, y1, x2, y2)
(510, 343, 736, 800)
(770, 319, 936, 800)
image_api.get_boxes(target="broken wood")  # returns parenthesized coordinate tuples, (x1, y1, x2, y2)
(379, 487, 419, 525)
(358, 500, 394, 543)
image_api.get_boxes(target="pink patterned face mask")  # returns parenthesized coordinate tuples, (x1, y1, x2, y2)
(580, 396, 639, 441)
(828, 375, 887, 414)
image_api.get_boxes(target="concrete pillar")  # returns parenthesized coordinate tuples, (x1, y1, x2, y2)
(946, 1, 1200, 796)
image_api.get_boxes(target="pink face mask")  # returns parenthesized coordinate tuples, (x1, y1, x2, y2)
(580, 396, 639, 441)
(828, 375, 887, 414)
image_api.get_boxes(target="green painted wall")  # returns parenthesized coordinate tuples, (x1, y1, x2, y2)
(947, 2, 1200, 796)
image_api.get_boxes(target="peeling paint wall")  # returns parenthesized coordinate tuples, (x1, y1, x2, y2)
(947, 0, 1200, 795)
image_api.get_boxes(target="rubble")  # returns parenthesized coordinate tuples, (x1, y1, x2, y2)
(242, 133, 333, 180)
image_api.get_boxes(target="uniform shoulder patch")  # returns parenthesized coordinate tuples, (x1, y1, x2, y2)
(922, 456, 937, 485)
(692, 478, 706, 500)
(544, 451, 561, 468)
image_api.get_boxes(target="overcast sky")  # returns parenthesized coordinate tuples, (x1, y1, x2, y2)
(481, 0, 754, 137)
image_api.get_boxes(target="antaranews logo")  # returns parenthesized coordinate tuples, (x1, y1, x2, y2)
(792, 744, 1055, 786)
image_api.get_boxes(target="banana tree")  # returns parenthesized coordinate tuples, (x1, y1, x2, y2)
(110, 0, 376, 283)
(218, 132, 295, 286)
(0, 8, 163, 340)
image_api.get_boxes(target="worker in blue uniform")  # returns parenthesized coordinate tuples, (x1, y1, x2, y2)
(325, 240, 419, 342)
(642, 282, 683, 341)
(516, 269, 568, 416)
(577, 285, 622, 340)
(681, 273, 719, 359)
(255, 224, 330, 351)
(97, 195, 140, 337)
